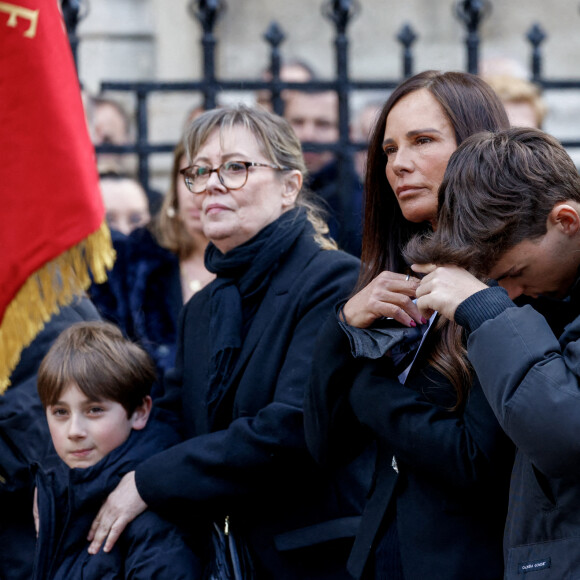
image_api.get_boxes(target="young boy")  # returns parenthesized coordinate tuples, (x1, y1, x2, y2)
(34, 321, 201, 579)
(406, 127, 580, 578)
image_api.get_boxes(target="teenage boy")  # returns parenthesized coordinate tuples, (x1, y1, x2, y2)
(34, 321, 201, 580)
(405, 127, 580, 579)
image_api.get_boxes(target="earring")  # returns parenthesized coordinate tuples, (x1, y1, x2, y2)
(166, 206, 176, 218)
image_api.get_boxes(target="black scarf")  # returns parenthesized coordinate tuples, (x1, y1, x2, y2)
(203, 207, 308, 427)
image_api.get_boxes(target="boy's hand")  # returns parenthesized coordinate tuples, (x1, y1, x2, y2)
(87, 471, 147, 554)
(413, 264, 488, 320)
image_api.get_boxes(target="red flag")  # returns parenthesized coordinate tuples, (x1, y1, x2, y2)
(0, 0, 115, 392)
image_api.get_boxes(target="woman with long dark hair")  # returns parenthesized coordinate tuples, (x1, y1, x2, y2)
(305, 70, 515, 579)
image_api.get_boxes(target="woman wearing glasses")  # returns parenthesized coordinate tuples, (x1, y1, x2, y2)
(86, 105, 369, 578)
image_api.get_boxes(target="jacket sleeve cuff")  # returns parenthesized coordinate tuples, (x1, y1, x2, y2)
(455, 286, 515, 333)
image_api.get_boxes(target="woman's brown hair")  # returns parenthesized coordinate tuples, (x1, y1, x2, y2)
(152, 141, 199, 259)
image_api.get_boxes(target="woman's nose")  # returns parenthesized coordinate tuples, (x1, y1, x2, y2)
(205, 169, 226, 193)
(391, 147, 414, 174)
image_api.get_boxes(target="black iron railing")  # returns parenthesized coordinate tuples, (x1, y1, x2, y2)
(61, 0, 580, 197)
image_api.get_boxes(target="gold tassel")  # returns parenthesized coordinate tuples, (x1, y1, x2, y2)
(0, 221, 116, 394)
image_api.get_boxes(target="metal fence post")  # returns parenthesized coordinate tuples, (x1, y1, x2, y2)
(263, 22, 286, 117)
(454, 0, 491, 75)
(527, 23, 547, 84)
(190, 0, 224, 110)
(323, 0, 360, 236)
(61, 0, 87, 74)
(397, 23, 417, 79)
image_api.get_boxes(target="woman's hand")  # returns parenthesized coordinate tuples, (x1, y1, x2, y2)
(342, 271, 424, 328)
(413, 264, 488, 320)
(87, 471, 147, 554)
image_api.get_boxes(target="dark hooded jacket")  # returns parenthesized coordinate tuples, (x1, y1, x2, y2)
(33, 419, 201, 580)
(455, 278, 580, 579)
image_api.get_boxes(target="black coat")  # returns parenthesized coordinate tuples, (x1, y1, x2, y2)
(135, 229, 373, 579)
(456, 282, 580, 579)
(308, 159, 363, 258)
(305, 312, 514, 580)
(33, 421, 201, 580)
(0, 297, 101, 580)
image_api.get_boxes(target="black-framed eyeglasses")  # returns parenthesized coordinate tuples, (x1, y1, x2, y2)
(180, 160, 290, 193)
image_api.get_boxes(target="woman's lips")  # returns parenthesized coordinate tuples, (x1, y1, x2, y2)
(396, 185, 425, 198)
(205, 204, 230, 215)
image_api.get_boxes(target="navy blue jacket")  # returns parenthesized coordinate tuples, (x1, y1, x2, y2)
(305, 313, 514, 579)
(124, 228, 183, 381)
(88, 229, 133, 335)
(33, 419, 201, 580)
(134, 230, 372, 579)
(456, 281, 580, 579)
(0, 297, 101, 580)
(90, 228, 183, 388)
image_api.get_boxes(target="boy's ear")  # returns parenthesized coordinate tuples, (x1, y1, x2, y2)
(549, 202, 580, 236)
(130, 395, 152, 431)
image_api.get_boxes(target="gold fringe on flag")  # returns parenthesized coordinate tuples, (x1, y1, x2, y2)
(0, 221, 116, 394)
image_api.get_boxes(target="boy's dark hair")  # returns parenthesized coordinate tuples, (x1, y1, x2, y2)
(404, 127, 580, 275)
(37, 321, 156, 417)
